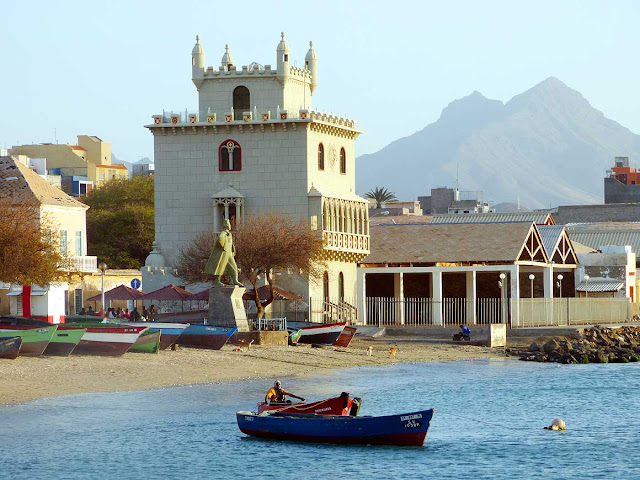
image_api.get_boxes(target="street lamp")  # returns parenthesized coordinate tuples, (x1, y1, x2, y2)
(557, 274, 564, 298)
(584, 274, 589, 298)
(98, 262, 107, 318)
(499, 273, 506, 323)
(529, 274, 535, 299)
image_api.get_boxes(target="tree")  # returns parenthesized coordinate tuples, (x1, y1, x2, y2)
(176, 213, 325, 318)
(81, 175, 154, 268)
(0, 199, 67, 285)
(364, 186, 397, 208)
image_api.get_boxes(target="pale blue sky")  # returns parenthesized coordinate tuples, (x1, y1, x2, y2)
(2, 0, 639, 163)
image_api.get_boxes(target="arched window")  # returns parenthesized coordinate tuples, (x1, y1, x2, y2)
(219, 140, 242, 171)
(339, 148, 346, 174)
(318, 143, 325, 170)
(338, 272, 344, 302)
(233, 86, 250, 119)
(323, 271, 329, 302)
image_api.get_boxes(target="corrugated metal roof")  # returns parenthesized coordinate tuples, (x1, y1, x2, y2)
(575, 280, 624, 292)
(431, 212, 553, 225)
(566, 227, 640, 256)
(538, 225, 564, 255)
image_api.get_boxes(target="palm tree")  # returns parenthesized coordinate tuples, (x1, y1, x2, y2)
(364, 186, 397, 209)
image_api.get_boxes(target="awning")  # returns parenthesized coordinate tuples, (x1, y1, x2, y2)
(575, 280, 624, 293)
(6, 291, 21, 296)
(7, 290, 47, 296)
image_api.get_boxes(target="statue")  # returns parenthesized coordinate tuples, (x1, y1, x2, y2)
(204, 219, 244, 287)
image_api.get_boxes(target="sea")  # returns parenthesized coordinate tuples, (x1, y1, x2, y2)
(1, 359, 639, 480)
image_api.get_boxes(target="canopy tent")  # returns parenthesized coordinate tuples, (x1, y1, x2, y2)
(87, 284, 145, 302)
(140, 284, 194, 301)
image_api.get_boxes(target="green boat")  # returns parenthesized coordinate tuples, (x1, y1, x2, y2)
(0, 325, 58, 356)
(288, 329, 302, 345)
(43, 328, 87, 356)
(129, 329, 161, 353)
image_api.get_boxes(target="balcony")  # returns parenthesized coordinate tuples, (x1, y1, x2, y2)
(322, 231, 369, 257)
(62, 256, 98, 273)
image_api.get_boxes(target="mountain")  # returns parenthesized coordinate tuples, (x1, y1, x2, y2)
(492, 202, 532, 213)
(112, 154, 153, 174)
(356, 77, 640, 209)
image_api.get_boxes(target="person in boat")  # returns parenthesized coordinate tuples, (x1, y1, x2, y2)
(265, 380, 305, 405)
(453, 324, 471, 341)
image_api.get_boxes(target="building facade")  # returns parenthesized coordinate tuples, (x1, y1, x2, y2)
(604, 156, 640, 204)
(145, 34, 370, 305)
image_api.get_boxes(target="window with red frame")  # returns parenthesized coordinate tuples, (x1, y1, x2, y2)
(339, 148, 346, 174)
(219, 140, 241, 171)
(318, 143, 325, 170)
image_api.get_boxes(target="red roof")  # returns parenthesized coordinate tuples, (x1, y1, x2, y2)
(192, 289, 210, 301)
(141, 284, 194, 301)
(87, 284, 144, 301)
(70, 145, 87, 151)
(242, 285, 302, 301)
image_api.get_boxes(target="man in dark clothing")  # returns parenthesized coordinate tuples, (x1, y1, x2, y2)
(130, 307, 142, 322)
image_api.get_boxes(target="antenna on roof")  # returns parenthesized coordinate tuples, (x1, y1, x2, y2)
(54, 128, 57, 144)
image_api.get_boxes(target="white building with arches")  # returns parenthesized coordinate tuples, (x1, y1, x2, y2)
(145, 33, 370, 312)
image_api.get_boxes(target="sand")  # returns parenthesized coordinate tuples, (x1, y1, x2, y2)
(0, 338, 507, 405)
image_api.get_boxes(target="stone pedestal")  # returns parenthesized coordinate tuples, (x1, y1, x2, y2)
(208, 286, 250, 332)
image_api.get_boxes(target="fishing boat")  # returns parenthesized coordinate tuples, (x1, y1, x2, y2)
(288, 329, 302, 345)
(129, 329, 161, 353)
(43, 328, 87, 356)
(61, 325, 149, 356)
(257, 392, 361, 416)
(236, 408, 435, 446)
(177, 324, 237, 350)
(334, 326, 357, 347)
(0, 337, 22, 360)
(115, 321, 189, 350)
(286, 321, 346, 345)
(0, 325, 58, 356)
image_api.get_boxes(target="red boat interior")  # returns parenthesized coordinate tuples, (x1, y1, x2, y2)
(258, 392, 362, 416)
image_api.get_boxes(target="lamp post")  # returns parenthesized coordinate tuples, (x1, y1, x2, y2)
(98, 262, 107, 318)
(557, 274, 563, 298)
(528, 274, 535, 299)
(499, 273, 506, 324)
(584, 274, 589, 298)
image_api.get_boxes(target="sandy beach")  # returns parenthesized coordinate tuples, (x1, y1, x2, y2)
(0, 338, 507, 406)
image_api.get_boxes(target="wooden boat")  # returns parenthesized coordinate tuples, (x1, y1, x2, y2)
(43, 328, 87, 356)
(286, 321, 346, 345)
(334, 326, 357, 347)
(61, 325, 149, 356)
(258, 392, 361, 416)
(129, 329, 161, 353)
(0, 325, 58, 356)
(177, 324, 237, 350)
(288, 329, 302, 345)
(236, 408, 435, 446)
(0, 337, 22, 360)
(116, 321, 189, 350)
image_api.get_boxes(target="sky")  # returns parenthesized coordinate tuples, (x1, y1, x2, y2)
(2, 0, 640, 164)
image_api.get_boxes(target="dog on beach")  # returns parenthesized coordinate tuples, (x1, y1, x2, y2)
(366, 346, 373, 357)
(238, 339, 254, 352)
(389, 347, 397, 358)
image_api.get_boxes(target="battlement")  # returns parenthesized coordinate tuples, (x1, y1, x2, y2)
(200, 63, 312, 83)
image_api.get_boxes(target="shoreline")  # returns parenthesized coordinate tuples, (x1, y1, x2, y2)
(0, 338, 507, 406)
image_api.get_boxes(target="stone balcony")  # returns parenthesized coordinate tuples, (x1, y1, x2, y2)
(322, 231, 370, 258)
(62, 256, 98, 273)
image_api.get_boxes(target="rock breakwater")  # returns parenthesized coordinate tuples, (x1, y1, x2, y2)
(516, 326, 640, 364)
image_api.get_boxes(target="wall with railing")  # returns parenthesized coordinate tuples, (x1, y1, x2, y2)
(514, 298, 631, 327)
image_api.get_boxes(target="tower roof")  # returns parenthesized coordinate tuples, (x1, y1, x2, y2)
(192, 35, 204, 55)
(221, 44, 234, 67)
(305, 41, 317, 61)
(277, 32, 289, 52)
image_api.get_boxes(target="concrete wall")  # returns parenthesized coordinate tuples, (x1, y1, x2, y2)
(554, 202, 640, 224)
(604, 177, 640, 204)
(42, 205, 87, 256)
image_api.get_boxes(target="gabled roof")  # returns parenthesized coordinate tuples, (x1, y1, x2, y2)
(141, 284, 194, 301)
(431, 212, 554, 225)
(212, 186, 245, 198)
(87, 284, 144, 301)
(363, 222, 547, 265)
(538, 225, 578, 265)
(0, 156, 88, 209)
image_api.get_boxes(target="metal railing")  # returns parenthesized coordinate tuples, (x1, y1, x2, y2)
(61, 256, 98, 273)
(249, 317, 287, 331)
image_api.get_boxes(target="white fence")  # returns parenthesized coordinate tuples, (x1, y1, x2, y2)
(514, 298, 631, 328)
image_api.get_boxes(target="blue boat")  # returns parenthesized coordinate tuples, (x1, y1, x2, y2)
(177, 324, 237, 350)
(236, 408, 434, 446)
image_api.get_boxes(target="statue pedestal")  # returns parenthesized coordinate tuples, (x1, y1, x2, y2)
(208, 286, 250, 332)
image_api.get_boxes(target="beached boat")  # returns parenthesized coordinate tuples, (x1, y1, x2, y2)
(0, 325, 58, 356)
(236, 408, 435, 446)
(177, 324, 237, 350)
(288, 329, 302, 345)
(61, 325, 149, 356)
(334, 326, 357, 347)
(257, 392, 361, 416)
(0, 337, 22, 360)
(116, 321, 189, 350)
(287, 321, 345, 345)
(129, 329, 161, 353)
(43, 328, 87, 356)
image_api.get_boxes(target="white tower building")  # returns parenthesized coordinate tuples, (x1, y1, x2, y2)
(146, 33, 369, 313)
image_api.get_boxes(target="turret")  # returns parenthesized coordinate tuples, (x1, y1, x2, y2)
(191, 35, 205, 89)
(276, 32, 290, 85)
(221, 44, 234, 71)
(305, 41, 318, 94)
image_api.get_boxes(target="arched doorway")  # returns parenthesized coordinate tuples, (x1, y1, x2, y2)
(233, 86, 250, 119)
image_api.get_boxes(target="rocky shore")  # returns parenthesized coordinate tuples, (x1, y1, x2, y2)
(513, 326, 640, 364)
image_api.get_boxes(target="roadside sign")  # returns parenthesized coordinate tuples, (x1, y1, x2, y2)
(131, 278, 142, 289)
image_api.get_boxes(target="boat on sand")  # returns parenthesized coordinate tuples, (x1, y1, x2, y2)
(60, 325, 149, 356)
(43, 328, 87, 356)
(177, 324, 237, 350)
(0, 325, 58, 356)
(286, 322, 345, 345)
(0, 337, 22, 360)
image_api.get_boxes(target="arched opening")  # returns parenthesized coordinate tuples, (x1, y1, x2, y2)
(219, 139, 242, 171)
(318, 143, 325, 170)
(338, 272, 344, 302)
(233, 86, 250, 120)
(339, 147, 346, 174)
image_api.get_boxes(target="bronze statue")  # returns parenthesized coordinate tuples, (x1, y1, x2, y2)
(204, 219, 243, 287)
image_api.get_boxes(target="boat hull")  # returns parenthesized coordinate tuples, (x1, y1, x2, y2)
(0, 337, 22, 360)
(61, 326, 148, 356)
(129, 329, 161, 353)
(43, 328, 87, 356)
(177, 325, 237, 350)
(287, 322, 346, 345)
(236, 408, 434, 446)
(116, 321, 189, 350)
(334, 326, 357, 347)
(0, 325, 58, 356)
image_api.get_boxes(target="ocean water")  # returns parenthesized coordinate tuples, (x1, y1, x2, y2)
(1, 359, 639, 480)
